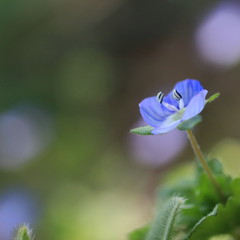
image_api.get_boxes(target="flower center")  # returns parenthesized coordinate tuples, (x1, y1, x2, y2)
(156, 89, 185, 112)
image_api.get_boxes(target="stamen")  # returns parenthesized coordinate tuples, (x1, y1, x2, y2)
(156, 91, 164, 103)
(179, 99, 184, 109)
(173, 89, 182, 101)
(157, 90, 184, 113)
(162, 102, 180, 112)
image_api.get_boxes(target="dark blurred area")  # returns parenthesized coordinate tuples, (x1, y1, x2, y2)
(1, 0, 240, 239)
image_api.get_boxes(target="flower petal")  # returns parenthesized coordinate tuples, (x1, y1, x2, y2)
(139, 96, 173, 127)
(162, 92, 179, 108)
(174, 79, 204, 106)
(182, 90, 208, 121)
(152, 119, 181, 134)
(151, 111, 183, 134)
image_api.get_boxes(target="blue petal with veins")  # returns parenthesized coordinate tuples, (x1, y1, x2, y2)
(139, 79, 208, 134)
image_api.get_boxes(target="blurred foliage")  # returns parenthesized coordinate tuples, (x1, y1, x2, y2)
(128, 225, 149, 240)
(129, 160, 240, 239)
(159, 159, 232, 230)
(187, 179, 240, 239)
(209, 139, 240, 178)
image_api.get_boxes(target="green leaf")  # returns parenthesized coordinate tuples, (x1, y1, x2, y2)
(185, 177, 240, 239)
(230, 178, 240, 197)
(146, 196, 186, 240)
(208, 159, 224, 175)
(14, 225, 32, 240)
(206, 92, 220, 103)
(130, 125, 154, 135)
(196, 158, 224, 176)
(158, 159, 232, 234)
(177, 115, 202, 131)
(195, 159, 232, 201)
(128, 225, 149, 240)
(186, 197, 240, 240)
(185, 205, 218, 239)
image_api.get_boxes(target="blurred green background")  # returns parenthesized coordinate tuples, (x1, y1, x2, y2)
(0, 0, 240, 239)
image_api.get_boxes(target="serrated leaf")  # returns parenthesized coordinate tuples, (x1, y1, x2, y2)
(128, 225, 149, 240)
(206, 92, 220, 103)
(177, 115, 202, 131)
(130, 125, 154, 135)
(185, 205, 218, 239)
(185, 177, 240, 240)
(186, 197, 240, 240)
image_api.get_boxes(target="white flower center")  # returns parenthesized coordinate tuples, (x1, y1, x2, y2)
(162, 99, 185, 113)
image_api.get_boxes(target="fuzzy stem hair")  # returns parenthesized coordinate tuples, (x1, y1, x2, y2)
(146, 196, 186, 240)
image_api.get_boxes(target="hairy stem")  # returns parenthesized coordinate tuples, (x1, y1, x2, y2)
(186, 129, 225, 203)
(146, 197, 185, 240)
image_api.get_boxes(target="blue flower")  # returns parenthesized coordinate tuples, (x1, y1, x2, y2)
(139, 79, 208, 134)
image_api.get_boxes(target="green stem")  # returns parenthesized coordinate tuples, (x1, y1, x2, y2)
(186, 129, 225, 203)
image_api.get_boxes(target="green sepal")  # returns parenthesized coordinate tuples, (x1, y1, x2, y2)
(128, 225, 149, 240)
(177, 115, 202, 131)
(206, 92, 220, 103)
(130, 125, 154, 135)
